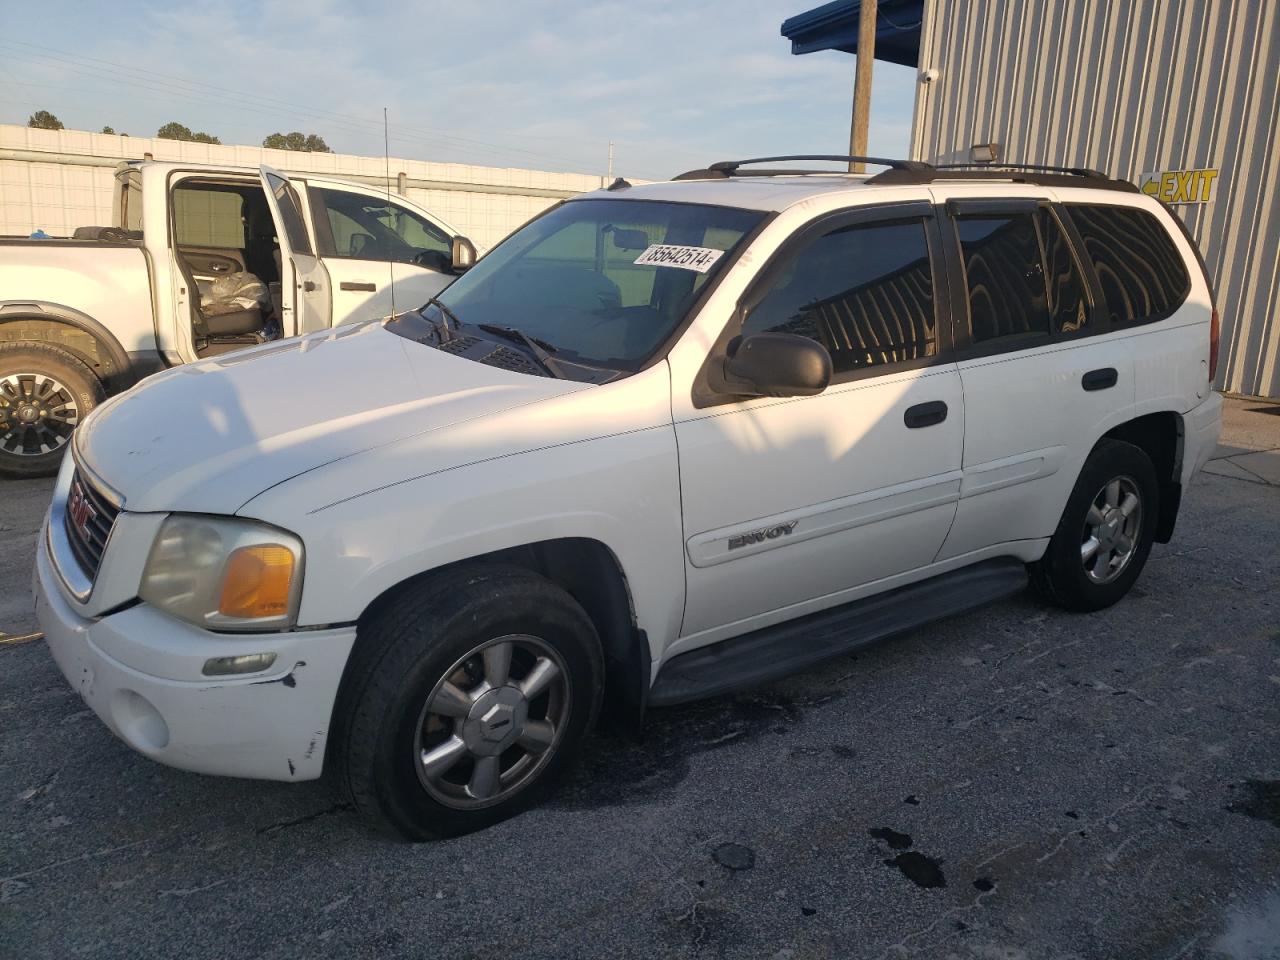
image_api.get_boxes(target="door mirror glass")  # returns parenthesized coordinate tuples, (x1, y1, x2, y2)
(723, 333, 831, 398)
(451, 235, 478, 273)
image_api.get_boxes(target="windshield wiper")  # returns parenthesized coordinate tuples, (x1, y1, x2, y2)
(476, 323, 567, 379)
(422, 296, 461, 342)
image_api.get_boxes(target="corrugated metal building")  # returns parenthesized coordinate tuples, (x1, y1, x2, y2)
(0, 124, 611, 249)
(784, 0, 1280, 398)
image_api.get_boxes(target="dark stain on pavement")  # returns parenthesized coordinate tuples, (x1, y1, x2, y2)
(713, 842, 755, 871)
(884, 851, 947, 888)
(868, 827, 913, 850)
(1228, 779, 1280, 827)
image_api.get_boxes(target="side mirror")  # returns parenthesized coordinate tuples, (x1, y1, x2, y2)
(450, 235, 478, 273)
(723, 333, 832, 398)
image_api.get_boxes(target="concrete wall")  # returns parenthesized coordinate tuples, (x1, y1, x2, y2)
(0, 124, 613, 249)
(910, 0, 1280, 398)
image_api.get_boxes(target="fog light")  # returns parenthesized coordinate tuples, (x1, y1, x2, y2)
(202, 652, 278, 677)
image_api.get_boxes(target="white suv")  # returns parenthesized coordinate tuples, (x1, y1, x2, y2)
(33, 156, 1223, 840)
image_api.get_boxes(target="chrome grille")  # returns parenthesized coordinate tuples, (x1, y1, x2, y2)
(63, 469, 118, 580)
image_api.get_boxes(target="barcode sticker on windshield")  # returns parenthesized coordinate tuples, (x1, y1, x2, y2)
(633, 244, 724, 273)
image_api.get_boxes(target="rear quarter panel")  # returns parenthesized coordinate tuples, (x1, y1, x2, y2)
(0, 242, 155, 354)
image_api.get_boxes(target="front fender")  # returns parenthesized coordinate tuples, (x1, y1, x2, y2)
(247, 423, 686, 663)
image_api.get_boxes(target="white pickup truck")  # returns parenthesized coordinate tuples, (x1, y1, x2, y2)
(0, 160, 476, 477)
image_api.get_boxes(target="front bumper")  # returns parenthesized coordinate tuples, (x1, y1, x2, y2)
(34, 519, 357, 781)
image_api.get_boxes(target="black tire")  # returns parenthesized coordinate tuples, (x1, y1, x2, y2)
(1031, 438, 1160, 612)
(0, 343, 104, 479)
(331, 563, 604, 841)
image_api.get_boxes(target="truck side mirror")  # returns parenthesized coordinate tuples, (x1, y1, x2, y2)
(450, 236, 477, 273)
(723, 333, 832, 398)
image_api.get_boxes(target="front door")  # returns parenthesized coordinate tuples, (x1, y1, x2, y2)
(259, 165, 331, 335)
(674, 204, 965, 640)
(306, 184, 455, 324)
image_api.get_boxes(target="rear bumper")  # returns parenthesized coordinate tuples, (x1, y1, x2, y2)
(1182, 391, 1223, 484)
(34, 520, 356, 782)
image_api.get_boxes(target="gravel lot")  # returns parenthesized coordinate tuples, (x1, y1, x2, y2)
(1, 399, 1277, 960)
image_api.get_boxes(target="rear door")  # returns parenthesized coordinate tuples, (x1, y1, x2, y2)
(933, 189, 1136, 560)
(307, 184, 456, 324)
(259, 165, 331, 335)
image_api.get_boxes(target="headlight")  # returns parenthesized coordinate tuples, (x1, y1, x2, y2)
(139, 515, 304, 632)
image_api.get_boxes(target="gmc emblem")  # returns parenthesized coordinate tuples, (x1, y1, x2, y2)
(68, 480, 96, 541)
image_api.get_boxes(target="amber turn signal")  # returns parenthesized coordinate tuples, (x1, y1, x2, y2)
(218, 545, 296, 619)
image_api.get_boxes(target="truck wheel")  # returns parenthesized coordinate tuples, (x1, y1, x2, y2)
(0, 343, 104, 479)
(1031, 438, 1159, 612)
(333, 564, 604, 840)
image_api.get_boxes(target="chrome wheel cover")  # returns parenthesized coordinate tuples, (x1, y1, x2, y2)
(1080, 475, 1143, 584)
(414, 634, 570, 810)
(0, 372, 80, 457)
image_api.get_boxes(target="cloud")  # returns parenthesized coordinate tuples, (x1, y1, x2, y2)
(0, 0, 918, 179)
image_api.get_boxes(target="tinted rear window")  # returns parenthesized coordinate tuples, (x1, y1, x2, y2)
(1067, 205, 1190, 326)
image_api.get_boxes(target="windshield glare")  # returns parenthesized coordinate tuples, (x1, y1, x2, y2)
(434, 198, 763, 374)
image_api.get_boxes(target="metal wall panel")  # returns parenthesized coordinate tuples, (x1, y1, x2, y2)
(911, 0, 1280, 398)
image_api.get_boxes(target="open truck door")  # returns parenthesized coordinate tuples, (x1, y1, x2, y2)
(259, 165, 331, 336)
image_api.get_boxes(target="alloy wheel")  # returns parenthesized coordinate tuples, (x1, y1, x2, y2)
(0, 372, 80, 457)
(1080, 475, 1143, 584)
(413, 634, 570, 810)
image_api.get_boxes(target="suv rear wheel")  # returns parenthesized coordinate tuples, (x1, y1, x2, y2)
(0, 343, 104, 479)
(1032, 438, 1160, 612)
(332, 564, 604, 840)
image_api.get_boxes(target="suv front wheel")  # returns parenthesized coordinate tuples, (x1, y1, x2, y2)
(1032, 438, 1160, 612)
(332, 564, 604, 840)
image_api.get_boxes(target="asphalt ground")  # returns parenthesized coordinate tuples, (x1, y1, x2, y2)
(1, 399, 1277, 960)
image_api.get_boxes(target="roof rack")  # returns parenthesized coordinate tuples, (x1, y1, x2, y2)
(867, 161, 1138, 192)
(671, 155, 1138, 193)
(672, 155, 932, 181)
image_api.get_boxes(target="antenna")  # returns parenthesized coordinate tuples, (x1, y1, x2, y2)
(384, 106, 395, 317)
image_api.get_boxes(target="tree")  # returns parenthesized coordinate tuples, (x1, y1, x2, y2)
(101, 126, 115, 135)
(263, 131, 332, 153)
(28, 110, 64, 130)
(156, 121, 221, 144)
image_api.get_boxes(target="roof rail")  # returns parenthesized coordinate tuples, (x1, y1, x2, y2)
(935, 162, 1110, 178)
(867, 161, 1139, 192)
(672, 155, 932, 181)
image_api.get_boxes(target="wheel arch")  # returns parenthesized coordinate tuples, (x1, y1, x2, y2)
(1101, 410, 1185, 543)
(357, 536, 651, 733)
(0, 301, 139, 393)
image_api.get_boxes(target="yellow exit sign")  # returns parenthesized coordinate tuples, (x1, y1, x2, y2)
(1139, 168, 1220, 203)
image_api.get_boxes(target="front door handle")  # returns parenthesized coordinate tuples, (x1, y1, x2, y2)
(904, 400, 948, 429)
(339, 281, 377, 292)
(1082, 367, 1118, 391)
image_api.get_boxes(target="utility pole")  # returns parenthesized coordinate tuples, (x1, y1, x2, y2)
(849, 0, 878, 172)
(607, 140, 614, 181)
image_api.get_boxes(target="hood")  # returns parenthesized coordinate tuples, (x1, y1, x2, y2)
(75, 322, 587, 514)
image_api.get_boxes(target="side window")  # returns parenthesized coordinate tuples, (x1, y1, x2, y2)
(741, 219, 938, 375)
(956, 213, 1049, 344)
(1039, 209, 1089, 334)
(263, 172, 314, 255)
(1067, 205, 1191, 325)
(312, 188, 450, 263)
(173, 187, 245, 249)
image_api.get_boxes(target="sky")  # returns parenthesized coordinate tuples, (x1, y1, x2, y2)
(0, 0, 919, 182)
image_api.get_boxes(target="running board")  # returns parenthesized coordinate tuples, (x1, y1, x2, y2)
(649, 557, 1028, 707)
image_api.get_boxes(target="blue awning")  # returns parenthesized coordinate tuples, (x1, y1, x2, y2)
(780, 0, 924, 68)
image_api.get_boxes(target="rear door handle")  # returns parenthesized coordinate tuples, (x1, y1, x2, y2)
(904, 400, 948, 429)
(1082, 367, 1118, 391)
(339, 281, 377, 292)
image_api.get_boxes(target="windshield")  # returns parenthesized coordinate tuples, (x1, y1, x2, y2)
(431, 198, 764, 374)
